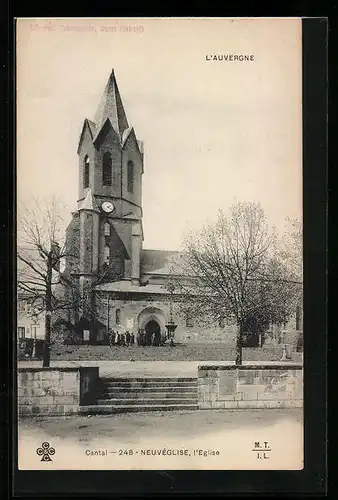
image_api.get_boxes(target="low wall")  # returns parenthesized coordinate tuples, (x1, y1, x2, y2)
(198, 364, 303, 409)
(18, 366, 99, 416)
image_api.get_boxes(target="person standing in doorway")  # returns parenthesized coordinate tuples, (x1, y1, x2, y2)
(126, 331, 131, 347)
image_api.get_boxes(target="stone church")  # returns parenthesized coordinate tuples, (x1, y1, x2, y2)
(62, 69, 231, 346)
(61, 69, 301, 347)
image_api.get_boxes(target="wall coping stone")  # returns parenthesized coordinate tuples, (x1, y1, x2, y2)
(198, 364, 303, 371)
(18, 367, 99, 373)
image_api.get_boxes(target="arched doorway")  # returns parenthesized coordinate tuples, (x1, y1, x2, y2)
(137, 307, 167, 345)
(144, 319, 161, 346)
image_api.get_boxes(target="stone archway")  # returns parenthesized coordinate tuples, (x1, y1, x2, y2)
(144, 319, 161, 346)
(137, 307, 167, 345)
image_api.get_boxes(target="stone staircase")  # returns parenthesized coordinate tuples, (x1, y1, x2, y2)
(80, 377, 199, 414)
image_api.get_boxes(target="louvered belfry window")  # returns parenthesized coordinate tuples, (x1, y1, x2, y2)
(103, 152, 112, 186)
(127, 161, 134, 193)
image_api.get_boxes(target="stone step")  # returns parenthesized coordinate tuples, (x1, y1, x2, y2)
(101, 385, 198, 393)
(101, 381, 198, 389)
(100, 390, 198, 399)
(101, 377, 197, 383)
(80, 404, 199, 414)
(97, 398, 198, 405)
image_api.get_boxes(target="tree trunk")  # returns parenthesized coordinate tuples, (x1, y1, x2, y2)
(43, 310, 51, 367)
(42, 255, 53, 367)
(235, 322, 243, 365)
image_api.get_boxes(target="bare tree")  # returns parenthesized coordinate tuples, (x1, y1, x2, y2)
(172, 201, 302, 365)
(17, 196, 134, 363)
(17, 197, 82, 367)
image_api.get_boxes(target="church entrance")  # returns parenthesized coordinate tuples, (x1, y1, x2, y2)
(144, 320, 161, 346)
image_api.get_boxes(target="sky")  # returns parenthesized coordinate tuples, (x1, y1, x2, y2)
(17, 18, 302, 251)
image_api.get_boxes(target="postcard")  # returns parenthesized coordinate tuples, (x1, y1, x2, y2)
(16, 17, 304, 472)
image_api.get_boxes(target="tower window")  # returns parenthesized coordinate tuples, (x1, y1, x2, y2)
(84, 155, 90, 188)
(102, 152, 112, 186)
(127, 161, 134, 193)
(116, 309, 121, 325)
(104, 245, 110, 265)
(104, 222, 110, 236)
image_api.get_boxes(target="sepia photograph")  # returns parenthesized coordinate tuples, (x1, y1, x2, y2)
(16, 17, 303, 471)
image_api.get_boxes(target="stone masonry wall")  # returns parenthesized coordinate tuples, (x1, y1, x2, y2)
(18, 367, 99, 416)
(198, 365, 303, 410)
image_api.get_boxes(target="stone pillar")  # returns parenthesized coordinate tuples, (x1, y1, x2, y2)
(131, 222, 141, 285)
(92, 212, 100, 273)
(79, 211, 86, 275)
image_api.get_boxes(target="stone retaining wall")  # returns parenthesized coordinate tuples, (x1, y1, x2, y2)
(198, 364, 303, 409)
(18, 367, 99, 416)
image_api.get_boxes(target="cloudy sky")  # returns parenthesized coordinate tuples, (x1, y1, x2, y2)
(17, 18, 302, 251)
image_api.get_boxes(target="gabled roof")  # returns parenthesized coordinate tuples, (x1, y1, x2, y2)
(87, 119, 96, 137)
(77, 118, 96, 154)
(94, 69, 129, 140)
(92, 117, 120, 148)
(95, 280, 179, 295)
(140, 249, 183, 275)
(121, 126, 143, 162)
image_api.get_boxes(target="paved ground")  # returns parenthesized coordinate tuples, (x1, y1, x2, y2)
(18, 408, 303, 470)
(18, 359, 302, 377)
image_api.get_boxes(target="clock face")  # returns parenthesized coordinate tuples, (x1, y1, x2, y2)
(101, 201, 115, 214)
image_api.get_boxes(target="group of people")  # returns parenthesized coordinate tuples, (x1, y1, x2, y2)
(108, 330, 135, 347)
(107, 329, 164, 347)
(137, 329, 163, 347)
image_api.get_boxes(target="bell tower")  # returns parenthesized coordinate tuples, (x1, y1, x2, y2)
(75, 69, 144, 285)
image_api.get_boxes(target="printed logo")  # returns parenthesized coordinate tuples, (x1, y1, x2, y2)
(36, 441, 55, 462)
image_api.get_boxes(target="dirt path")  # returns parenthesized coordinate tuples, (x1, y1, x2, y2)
(18, 409, 303, 470)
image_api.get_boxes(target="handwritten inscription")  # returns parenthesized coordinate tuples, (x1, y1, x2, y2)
(29, 22, 144, 33)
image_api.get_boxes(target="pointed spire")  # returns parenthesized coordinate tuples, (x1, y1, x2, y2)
(94, 69, 129, 139)
(78, 188, 100, 212)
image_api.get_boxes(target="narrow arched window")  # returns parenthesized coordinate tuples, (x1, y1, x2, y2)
(104, 245, 110, 265)
(127, 160, 134, 193)
(102, 152, 112, 186)
(116, 308, 121, 325)
(84, 155, 90, 188)
(104, 222, 110, 236)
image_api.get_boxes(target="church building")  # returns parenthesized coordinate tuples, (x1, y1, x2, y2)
(62, 69, 231, 346)
(61, 69, 301, 348)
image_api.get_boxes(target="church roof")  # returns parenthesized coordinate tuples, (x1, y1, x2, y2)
(94, 69, 129, 140)
(140, 249, 183, 275)
(87, 119, 96, 137)
(78, 188, 100, 212)
(95, 280, 180, 295)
